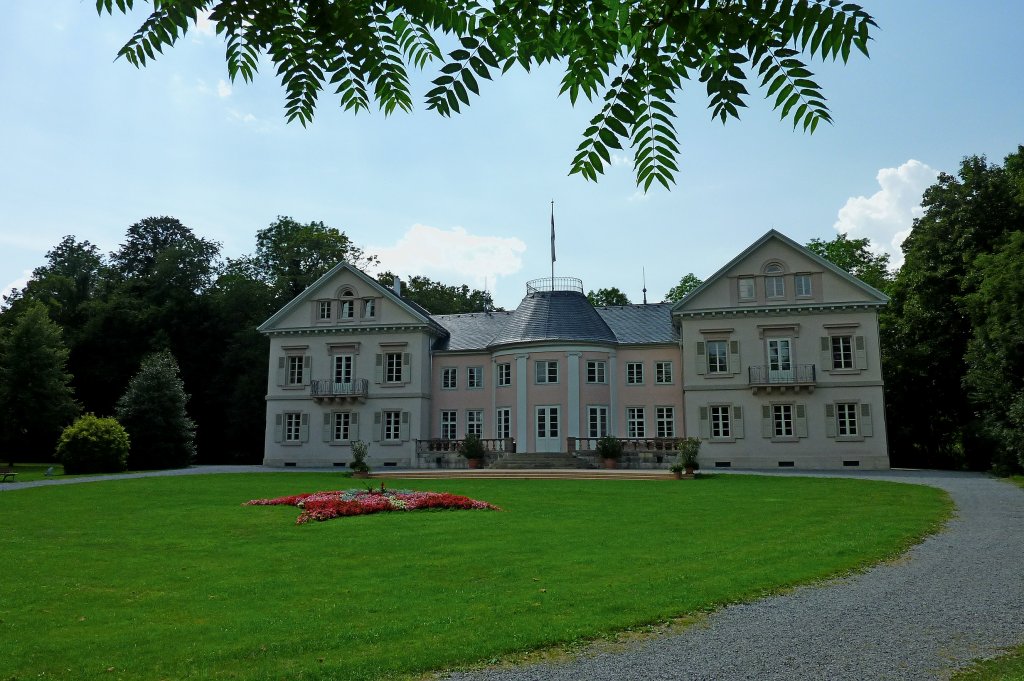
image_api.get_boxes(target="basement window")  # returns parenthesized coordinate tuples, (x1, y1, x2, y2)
(843, 460, 861, 467)
(777, 461, 795, 467)
(715, 461, 732, 468)
(284, 462, 297, 467)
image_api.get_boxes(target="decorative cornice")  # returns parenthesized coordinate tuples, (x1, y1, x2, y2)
(675, 302, 883, 319)
(263, 324, 434, 337)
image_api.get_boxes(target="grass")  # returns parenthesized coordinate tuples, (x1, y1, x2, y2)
(1006, 475, 1024, 491)
(0, 462, 66, 482)
(954, 645, 1024, 680)
(0, 473, 950, 681)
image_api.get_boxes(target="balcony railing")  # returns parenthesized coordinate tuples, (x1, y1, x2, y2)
(567, 436, 685, 454)
(748, 364, 816, 386)
(415, 438, 515, 454)
(310, 378, 369, 399)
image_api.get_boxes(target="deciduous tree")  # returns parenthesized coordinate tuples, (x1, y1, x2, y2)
(377, 271, 496, 314)
(587, 287, 630, 307)
(97, 1, 876, 190)
(664, 273, 704, 302)
(806, 232, 892, 294)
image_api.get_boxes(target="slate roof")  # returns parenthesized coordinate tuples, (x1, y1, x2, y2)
(431, 292, 677, 351)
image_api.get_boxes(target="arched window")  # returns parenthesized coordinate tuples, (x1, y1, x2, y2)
(338, 287, 356, 319)
(764, 262, 785, 298)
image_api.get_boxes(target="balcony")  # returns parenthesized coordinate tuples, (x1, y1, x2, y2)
(310, 378, 369, 403)
(748, 364, 816, 394)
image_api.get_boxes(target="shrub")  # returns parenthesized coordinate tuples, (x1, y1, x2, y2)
(458, 433, 486, 460)
(676, 436, 702, 469)
(349, 440, 370, 473)
(56, 414, 130, 474)
(595, 435, 623, 460)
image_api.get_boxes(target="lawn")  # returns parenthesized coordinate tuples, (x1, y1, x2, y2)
(0, 473, 949, 680)
(0, 462, 66, 483)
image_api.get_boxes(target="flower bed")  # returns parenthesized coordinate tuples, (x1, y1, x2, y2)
(245, 487, 500, 525)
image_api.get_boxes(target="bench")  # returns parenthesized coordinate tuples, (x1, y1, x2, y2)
(0, 467, 17, 482)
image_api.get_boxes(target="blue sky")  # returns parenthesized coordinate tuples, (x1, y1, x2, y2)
(1, 2, 1022, 310)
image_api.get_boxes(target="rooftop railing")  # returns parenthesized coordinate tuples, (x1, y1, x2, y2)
(525, 276, 584, 294)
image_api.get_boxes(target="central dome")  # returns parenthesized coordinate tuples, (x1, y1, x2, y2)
(489, 285, 617, 346)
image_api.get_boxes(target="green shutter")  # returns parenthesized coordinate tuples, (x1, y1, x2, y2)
(821, 337, 832, 370)
(276, 356, 285, 386)
(795, 404, 807, 438)
(698, 406, 710, 439)
(350, 412, 360, 441)
(402, 352, 411, 383)
(761, 404, 772, 438)
(695, 341, 706, 375)
(860, 403, 873, 437)
(299, 413, 309, 442)
(273, 413, 283, 442)
(733, 406, 745, 439)
(825, 403, 837, 438)
(374, 353, 383, 384)
(400, 411, 410, 442)
(322, 412, 332, 442)
(729, 340, 741, 375)
(373, 411, 382, 442)
(855, 335, 867, 370)
(303, 355, 311, 385)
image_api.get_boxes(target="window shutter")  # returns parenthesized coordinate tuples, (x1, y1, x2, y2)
(698, 406, 710, 439)
(855, 335, 867, 370)
(402, 352, 411, 383)
(860, 403, 873, 437)
(729, 340, 741, 375)
(303, 355, 311, 385)
(795, 404, 808, 438)
(825, 403, 837, 438)
(696, 341, 706, 375)
(273, 414, 283, 442)
(373, 411, 382, 442)
(350, 412, 360, 441)
(733, 406, 745, 439)
(299, 413, 309, 442)
(374, 353, 383, 384)
(761, 405, 772, 438)
(276, 357, 285, 386)
(322, 413, 332, 442)
(820, 337, 832, 370)
(400, 411, 410, 441)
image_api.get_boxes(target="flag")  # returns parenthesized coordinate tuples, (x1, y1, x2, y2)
(550, 203, 556, 263)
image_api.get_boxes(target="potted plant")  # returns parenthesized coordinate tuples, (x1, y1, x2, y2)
(595, 435, 623, 469)
(349, 440, 371, 478)
(668, 460, 686, 480)
(459, 434, 486, 469)
(675, 436, 702, 478)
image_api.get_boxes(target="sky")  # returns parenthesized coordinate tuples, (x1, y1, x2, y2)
(1, 2, 1022, 311)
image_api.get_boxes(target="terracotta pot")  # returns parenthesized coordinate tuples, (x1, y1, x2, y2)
(672, 470, 682, 480)
(685, 466, 696, 476)
(467, 458, 483, 469)
(602, 458, 618, 469)
(352, 471, 370, 479)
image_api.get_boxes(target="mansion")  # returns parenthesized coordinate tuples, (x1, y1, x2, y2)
(258, 230, 890, 470)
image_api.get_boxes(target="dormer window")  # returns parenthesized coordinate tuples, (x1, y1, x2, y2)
(764, 263, 785, 298)
(363, 299, 376, 319)
(737, 277, 755, 301)
(317, 300, 332, 320)
(339, 291, 355, 319)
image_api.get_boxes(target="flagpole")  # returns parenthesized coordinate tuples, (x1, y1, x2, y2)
(550, 200, 555, 288)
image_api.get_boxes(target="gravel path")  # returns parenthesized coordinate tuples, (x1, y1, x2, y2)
(443, 470, 1024, 681)
(4, 467, 1022, 679)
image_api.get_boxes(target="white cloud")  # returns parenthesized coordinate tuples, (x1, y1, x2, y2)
(194, 11, 216, 37)
(370, 224, 527, 300)
(833, 160, 938, 267)
(2, 269, 33, 297)
(217, 80, 233, 98)
(627, 189, 651, 203)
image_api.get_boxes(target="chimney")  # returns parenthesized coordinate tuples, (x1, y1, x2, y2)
(393, 276, 402, 297)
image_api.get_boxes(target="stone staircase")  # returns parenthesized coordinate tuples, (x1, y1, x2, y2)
(369, 469, 674, 481)
(487, 452, 596, 470)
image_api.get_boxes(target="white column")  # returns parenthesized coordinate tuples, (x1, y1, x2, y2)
(608, 350, 619, 435)
(566, 351, 582, 439)
(515, 354, 529, 451)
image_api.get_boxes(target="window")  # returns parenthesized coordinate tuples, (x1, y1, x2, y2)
(831, 335, 854, 370)
(467, 367, 483, 389)
(795, 274, 812, 297)
(363, 299, 376, 318)
(710, 405, 731, 439)
(707, 340, 728, 374)
(466, 410, 483, 437)
(334, 355, 353, 385)
(383, 410, 402, 441)
(738, 277, 755, 300)
(655, 361, 673, 384)
(765, 263, 785, 298)
(340, 294, 355, 319)
(441, 410, 457, 439)
(588, 406, 609, 438)
(535, 360, 558, 384)
(496, 408, 511, 439)
(287, 355, 305, 385)
(284, 412, 302, 442)
(317, 300, 332, 320)
(497, 363, 511, 387)
(333, 412, 352, 441)
(836, 403, 858, 437)
(586, 360, 607, 384)
(442, 367, 457, 389)
(773, 404, 793, 437)
(656, 407, 675, 438)
(626, 362, 644, 384)
(384, 352, 404, 383)
(627, 407, 645, 438)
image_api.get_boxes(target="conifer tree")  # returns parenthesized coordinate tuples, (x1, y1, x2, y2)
(116, 350, 196, 470)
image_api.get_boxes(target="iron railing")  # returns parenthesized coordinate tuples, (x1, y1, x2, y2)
(747, 364, 816, 385)
(309, 378, 369, 397)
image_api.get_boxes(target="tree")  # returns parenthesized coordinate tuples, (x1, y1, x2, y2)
(882, 147, 1024, 470)
(587, 287, 630, 307)
(377, 271, 496, 314)
(806, 232, 892, 293)
(0, 303, 80, 463)
(254, 216, 379, 302)
(98, 1, 876, 190)
(115, 350, 197, 470)
(110, 216, 220, 289)
(664, 273, 704, 302)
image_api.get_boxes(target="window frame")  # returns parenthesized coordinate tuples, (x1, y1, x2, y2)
(384, 352, 403, 384)
(466, 409, 483, 437)
(655, 406, 675, 438)
(706, 340, 729, 374)
(332, 411, 352, 442)
(535, 360, 559, 384)
(836, 402, 859, 438)
(627, 407, 646, 438)
(831, 335, 855, 370)
(655, 361, 673, 384)
(795, 273, 813, 298)
(586, 360, 607, 384)
(383, 410, 402, 441)
(497, 362, 512, 387)
(467, 366, 483, 389)
(772, 404, 794, 438)
(625, 362, 644, 385)
(710, 405, 732, 439)
(441, 410, 457, 440)
(286, 355, 305, 386)
(284, 412, 303, 442)
(496, 407, 511, 439)
(441, 367, 458, 390)
(737, 277, 756, 301)
(587, 405, 609, 438)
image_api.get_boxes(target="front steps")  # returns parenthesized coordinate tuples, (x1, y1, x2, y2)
(368, 469, 675, 481)
(487, 452, 596, 470)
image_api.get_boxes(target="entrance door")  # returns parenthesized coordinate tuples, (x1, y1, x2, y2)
(767, 339, 793, 382)
(535, 406, 561, 452)
(334, 355, 354, 392)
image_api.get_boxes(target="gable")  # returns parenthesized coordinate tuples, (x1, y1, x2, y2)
(674, 229, 888, 313)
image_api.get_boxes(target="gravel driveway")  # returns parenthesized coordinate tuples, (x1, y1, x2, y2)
(443, 470, 1024, 681)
